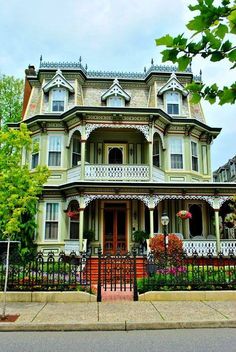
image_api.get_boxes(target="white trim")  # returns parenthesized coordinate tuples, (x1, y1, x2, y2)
(50, 88, 68, 113)
(101, 78, 131, 102)
(190, 139, 199, 172)
(157, 73, 188, 96)
(42, 69, 74, 93)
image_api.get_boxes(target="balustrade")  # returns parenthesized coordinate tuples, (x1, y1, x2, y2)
(85, 164, 149, 181)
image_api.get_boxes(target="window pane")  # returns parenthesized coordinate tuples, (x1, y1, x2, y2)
(49, 136, 61, 151)
(49, 152, 61, 166)
(170, 139, 182, 154)
(166, 92, 179, 103)
(191, 142, 198, 157)
(46, 203, 59, 221)
(70, 222, 79, 239)
(167, 103, 179, 115)
(108, 96, 125, 107)
(31, 153, 39, 169)
(192, 156, 198, 171)
(45, 222, 58, 240)
(52, 101, 64, 112)
(52, 89, 66, 100)
(171, 154, 183, 169)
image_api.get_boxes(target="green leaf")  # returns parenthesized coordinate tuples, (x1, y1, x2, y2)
(187, 15, 206, 32)
(221, 40, 232, 52)
(219, 86, 236, 105)
(190, 93, 201, 104)
(228, 48, 236, 63)
(177, 56, 191, 71)
(210, 52, 225, 62)
(215, 24, 228, 39)
(205, 31, 221, 50)
(156, 35, 174, 47)
(228, 8, 236, 34)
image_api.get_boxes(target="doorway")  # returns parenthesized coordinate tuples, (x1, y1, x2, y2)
(103, 203, 127, 254)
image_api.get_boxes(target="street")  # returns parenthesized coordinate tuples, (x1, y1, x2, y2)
(0, 329, 235, 352)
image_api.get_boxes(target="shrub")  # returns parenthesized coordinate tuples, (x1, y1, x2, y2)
(149, 234, 184, 266)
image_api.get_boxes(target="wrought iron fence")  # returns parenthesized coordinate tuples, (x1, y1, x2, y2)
(138, 251, 236, 293)
(0, 251, 92, 292)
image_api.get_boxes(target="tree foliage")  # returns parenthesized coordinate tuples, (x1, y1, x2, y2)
(0, 75, 24, 126)
(156, 0, 236, 105)
(0, 124, 49, 257)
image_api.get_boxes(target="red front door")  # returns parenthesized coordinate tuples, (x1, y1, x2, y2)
(104, 204, 126, 254)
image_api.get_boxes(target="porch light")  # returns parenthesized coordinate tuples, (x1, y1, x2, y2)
(161, 212, 169, 226)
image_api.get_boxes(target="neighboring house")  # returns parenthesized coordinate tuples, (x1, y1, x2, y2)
(213, 156, 236, 183)
(13, 59, 236, 256)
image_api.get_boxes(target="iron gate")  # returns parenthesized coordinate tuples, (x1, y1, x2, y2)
(97, 247, 138, 301)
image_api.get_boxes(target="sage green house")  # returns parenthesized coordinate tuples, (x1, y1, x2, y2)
(19, 60, 236, 256)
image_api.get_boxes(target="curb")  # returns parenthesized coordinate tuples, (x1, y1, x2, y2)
(0, 320, 236, 331)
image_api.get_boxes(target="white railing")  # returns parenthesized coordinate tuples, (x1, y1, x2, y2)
(67, 166, 81, 182)
(183, 240, 236, 256)
(85, 164, 149, 181)
(152, 166, 165, 182)
(64, 239, 87, 255)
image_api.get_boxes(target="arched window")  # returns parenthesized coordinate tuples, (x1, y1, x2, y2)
(189, 204, 202, 237)
(72, 135, 81, 167)
(51, 88, 67, 112)
(108, 147, 123, 164)
(107, 96, 125, 107)
(153, 136, 160, 167)
(166, 92, 180, 115)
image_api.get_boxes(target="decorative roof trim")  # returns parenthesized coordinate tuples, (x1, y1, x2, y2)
(42, 69, 74, 93)
(101, 78, 131, 101)
(157, 73, 188, 96)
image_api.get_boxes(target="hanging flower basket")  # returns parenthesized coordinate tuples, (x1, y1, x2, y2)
(176, 210, 192, 220)
(66, 210, 80, 220)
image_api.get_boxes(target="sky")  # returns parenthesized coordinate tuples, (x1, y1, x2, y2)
(0, 0, 235, 171)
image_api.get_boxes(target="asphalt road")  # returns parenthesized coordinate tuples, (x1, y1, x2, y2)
(0, 329, 235, 352)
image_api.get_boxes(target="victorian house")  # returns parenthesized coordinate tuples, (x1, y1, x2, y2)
(17, 59, 236, 256)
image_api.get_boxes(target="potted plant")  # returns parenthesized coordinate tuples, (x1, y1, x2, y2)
(132, 230, 149, 246)
(66, 210, 80, 220)
(83, 229, 95, 243)
(224, 213, 236, 228)
(176, 210, 192, 220)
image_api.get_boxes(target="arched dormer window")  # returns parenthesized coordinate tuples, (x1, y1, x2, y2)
(42, 69, 74, 113)
(166, 91, 180, 115)
(157, 73, 188, 116)
(101, 78, 130, 107)
(51, 88, 67, 112)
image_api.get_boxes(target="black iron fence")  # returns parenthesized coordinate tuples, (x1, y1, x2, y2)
(138, 251, 236, 293)
(0, 251, 92, 292)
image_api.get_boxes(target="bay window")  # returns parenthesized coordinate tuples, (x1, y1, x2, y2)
(45, 203, 59, 240)
(48, 136, 61, 166)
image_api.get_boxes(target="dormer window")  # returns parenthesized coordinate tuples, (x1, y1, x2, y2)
(101, 78, 130, 107)
(107, 96, 125, 107)
(51, 88, 67, 112)
(166, 92, 180, 115)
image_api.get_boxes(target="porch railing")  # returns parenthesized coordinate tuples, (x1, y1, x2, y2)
(85, 164, 149, 181)
(183, 240, 236, 256)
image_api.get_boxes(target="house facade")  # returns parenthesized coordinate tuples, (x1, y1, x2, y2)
(213, 155, 236, 183)
(18, 59, 236, 256)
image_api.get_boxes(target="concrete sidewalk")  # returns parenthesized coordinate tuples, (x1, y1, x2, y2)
(0, 301, 236, 331)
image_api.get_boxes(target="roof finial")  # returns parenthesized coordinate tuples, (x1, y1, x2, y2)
(79, 56, 82, 63)
(40, 55, 42, 63)
(85, 64, 88, 70)
(144, 66, 146, 73)
(200, 69, 202, 80)
(151, 58, 154, 65)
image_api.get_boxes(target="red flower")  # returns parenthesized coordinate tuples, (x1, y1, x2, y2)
(66, 210, 80, 220)
(176, 210, 192, 220)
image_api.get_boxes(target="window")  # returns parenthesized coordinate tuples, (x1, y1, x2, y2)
(51, 88, 66, 112)
(31, 137, 39, 169)
(170, 138, 183, 169)
(166, 92, 180, 115)
(48, 136, 61, 166)
(153, 139, 160, 167)
(45, 203, 59, 240)
(69, 201, 80, 240)
(107, 96, 125, 107)
(191, 141, 199, 172)
(72, 136, 81, 167)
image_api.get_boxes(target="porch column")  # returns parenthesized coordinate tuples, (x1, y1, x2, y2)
(149, 141, 153, 182)
(79, 209, 84, 251)
(80, 140, 86, 180)
(149, 208, 154, 238)
(214, 209, 221, 253)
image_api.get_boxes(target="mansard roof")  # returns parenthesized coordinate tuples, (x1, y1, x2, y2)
(42, 69, 74, 93)
(157, 73, 188, 96)
(101, 78, 131, 101)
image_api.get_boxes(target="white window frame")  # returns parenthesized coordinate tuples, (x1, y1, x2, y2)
(169, 137, 184, 169)
(153, 138, 160, 167)
(71, 135, 81, 167)
(191, 140, 199, 172)
(31, 136, 40, 169)
(47, 135, 62, 167)
(107, 96, 125, 107)
(50, 88, 68, 113)
(44, 202, 60, 241)
(165, 91, 181, 116)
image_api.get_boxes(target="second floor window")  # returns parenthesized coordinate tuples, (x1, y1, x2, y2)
(72, 136, 81, 167)
(153, 139, 160, 167)
(31, 137, 39, 169)
(170, 138, 183, 169)
(45, 203, 59, 240)
(51, 88, 67, 112)
(48, 136, 61, 166)
(191, 141, 199, 172)
(166, 92, 180, 115)
(107, 96, 125, 107)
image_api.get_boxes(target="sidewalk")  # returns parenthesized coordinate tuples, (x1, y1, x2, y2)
(1, 300, 236, 331)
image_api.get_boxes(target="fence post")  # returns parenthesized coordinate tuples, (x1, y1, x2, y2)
(132, 248, 138, 301)
(97, 246, 102, 302)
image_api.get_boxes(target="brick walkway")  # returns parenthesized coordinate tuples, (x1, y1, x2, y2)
(101, 285, 133, 301)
